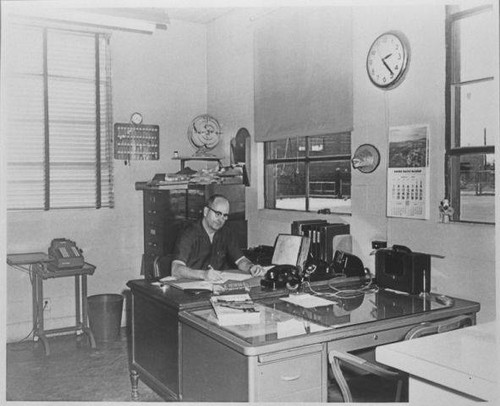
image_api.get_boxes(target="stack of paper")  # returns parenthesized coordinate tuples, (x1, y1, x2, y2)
(210, 293, 261, 326)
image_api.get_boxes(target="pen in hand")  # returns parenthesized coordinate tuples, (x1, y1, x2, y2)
(207, 265, 224, 282)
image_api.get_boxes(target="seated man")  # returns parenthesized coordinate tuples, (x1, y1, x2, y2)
(172, 194, 266, 282)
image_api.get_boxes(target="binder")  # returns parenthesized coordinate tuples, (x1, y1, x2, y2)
(318, 223, 350, 262)
(292, 220, 326, 261)
(291, 219, 327, 236)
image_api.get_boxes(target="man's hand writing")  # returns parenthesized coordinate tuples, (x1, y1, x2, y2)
(205, 267, 224, 282)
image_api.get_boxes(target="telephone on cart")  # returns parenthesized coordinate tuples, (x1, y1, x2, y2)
(48, 238, 84, 270)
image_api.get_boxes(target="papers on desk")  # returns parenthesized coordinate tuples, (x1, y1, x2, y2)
(210, 293, 261, 326)
(219, 271, 253, 282)
(169, 280, 213, 292)
(163, 271, 256, 292)
(280, 293, 335, 308)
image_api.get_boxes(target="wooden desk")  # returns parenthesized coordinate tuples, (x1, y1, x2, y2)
(127, 279, 479, 402)
(7, 253, 96, 356)
(376, 321, 498, 404)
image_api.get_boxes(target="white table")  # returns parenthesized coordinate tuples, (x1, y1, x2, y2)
(376, 322, 498, 404)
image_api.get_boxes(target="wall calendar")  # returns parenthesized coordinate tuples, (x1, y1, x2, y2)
(387, 125, 430, 220)
(114, 123, 159, 161)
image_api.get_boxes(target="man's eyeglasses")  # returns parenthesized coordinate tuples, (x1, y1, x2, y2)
(207, 206, 229, 220)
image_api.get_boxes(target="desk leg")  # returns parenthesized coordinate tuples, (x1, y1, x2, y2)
(81, 275, 96, 349)
(75, 275, 81, 332)
(31, 265, 38, 341)
(130, 369, 139, 400)
(34, 273, 50, 356)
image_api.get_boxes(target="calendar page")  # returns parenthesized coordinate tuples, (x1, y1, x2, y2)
(387, 125, 429, 219)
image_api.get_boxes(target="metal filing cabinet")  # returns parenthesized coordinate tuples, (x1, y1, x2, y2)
(136, 182, 247, 279)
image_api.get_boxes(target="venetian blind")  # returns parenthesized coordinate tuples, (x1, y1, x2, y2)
(254, 7, 353, 142)
(5, 23, 114, 210)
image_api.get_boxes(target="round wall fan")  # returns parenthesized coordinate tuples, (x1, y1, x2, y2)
(351, 144, 381, 173)
(187, 114, 222, 156)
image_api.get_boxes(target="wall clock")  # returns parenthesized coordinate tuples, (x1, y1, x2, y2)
(366, 31, 410, 89)
(130, 112, 143, 125)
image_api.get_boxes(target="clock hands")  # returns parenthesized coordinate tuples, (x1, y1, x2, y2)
(381, 58, 393, 75)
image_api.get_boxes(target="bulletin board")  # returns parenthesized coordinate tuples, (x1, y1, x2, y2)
(114, 123, 159, 161)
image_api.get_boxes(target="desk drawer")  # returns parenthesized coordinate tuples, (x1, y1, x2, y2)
(328, 324, 417, 353)
(257, 346, 323, 401)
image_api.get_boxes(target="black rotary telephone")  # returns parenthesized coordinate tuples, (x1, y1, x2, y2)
(260, 265, 302, 291)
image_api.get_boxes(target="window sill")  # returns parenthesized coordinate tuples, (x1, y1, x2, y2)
(257, 208, 351, 222)
(438, 220, 495, 227)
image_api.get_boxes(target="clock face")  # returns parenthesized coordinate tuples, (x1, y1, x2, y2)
(130, 112, 143, 125)
(366, 32, 409, 89)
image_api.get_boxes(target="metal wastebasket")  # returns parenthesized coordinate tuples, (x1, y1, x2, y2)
(87, 294, 124, 342)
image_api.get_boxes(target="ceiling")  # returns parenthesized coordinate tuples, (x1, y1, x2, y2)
(84, 7, 236, 26)
(165, 8, 235, 24)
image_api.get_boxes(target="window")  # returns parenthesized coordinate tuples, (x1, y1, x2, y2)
(264, 133, 351, 213)
(4, 23, 114, 210)
(446, 5, 496, 223)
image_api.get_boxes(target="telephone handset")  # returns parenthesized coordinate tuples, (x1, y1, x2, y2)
(330, 250, 366, 277)
(260, 265, 301, 291)
(48, 238, 84, 270)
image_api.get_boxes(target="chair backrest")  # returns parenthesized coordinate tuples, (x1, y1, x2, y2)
(404, 314, 474, 340)
(328, 314, 475, 403)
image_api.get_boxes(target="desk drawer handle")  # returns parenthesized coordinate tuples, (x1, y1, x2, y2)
(281, 374, 301, 382)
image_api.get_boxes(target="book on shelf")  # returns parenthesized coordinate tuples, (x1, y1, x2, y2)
(210, 293, 261, 326)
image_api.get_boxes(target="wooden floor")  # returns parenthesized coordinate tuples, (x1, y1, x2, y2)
(6, 328, 403, 403)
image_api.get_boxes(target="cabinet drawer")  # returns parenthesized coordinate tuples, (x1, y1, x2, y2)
(262, 387, 323, 403)
(144, 237, 162, 254)
(257, 349, 322, 400)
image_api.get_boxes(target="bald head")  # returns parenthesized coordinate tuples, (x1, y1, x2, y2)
(202, 194, 230, 234)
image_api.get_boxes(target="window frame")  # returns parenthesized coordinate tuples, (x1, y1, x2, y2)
(445, 4, 495, 224)
(264, 133, 352, 213)
(5, 22, 114, 211)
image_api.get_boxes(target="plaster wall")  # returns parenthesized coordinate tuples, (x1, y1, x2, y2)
(208, 5, 496, 323)
(4, 17, 208, 341)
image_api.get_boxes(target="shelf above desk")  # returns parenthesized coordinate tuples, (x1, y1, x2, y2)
(172, 155, 222, 170)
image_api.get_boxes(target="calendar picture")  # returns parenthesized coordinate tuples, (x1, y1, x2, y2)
(387, 125, 430, 219)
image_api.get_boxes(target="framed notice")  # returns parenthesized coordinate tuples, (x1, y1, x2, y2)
(114, 123, 159, 161)
(387, 125, 430, 219)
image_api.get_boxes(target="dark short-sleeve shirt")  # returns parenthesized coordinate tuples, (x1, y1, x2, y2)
(173, 221, 244, 271)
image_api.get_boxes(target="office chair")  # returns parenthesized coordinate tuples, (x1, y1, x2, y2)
(328, 314, 474, 402)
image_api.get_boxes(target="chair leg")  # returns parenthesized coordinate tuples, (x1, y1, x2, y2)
(329, 356, 353, 402)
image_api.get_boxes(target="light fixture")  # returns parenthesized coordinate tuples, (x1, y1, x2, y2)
(9, 5, 169, 35)
(351, 144, 381, 174)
